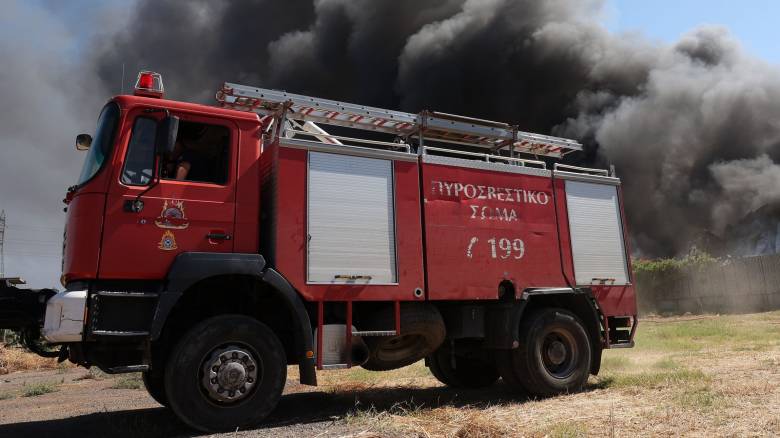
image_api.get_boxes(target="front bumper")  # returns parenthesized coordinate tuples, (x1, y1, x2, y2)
(43, 290, 87, 343)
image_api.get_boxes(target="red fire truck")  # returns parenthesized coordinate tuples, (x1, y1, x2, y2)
(0, 71, 637, 432)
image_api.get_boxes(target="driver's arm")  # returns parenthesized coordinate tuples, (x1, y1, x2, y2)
(175, 161, 191, 180)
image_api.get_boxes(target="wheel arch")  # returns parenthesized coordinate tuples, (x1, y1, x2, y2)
(151, 252, 316, 385)
(485, 287, 603, 375)
(521, 288, 604, 375)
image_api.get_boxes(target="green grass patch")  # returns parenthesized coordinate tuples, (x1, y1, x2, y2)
(328, 361, 430, 387)
(543, 421, 588, 438)
(675, 385, 722, 410)
(754, 310, 780, 321)
(600, 354, 632, 371)
(652, 357, 681, 370)
(22, 381, 58, 397)
(111, 374, 143, 390)
(633, 315, 780, 352)
(0, 392, 14, 400)
(597, 368, 708, 390)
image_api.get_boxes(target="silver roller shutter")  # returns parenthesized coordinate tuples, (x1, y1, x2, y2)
(307, 152, 397, 284)
(565, 180, 629, 285)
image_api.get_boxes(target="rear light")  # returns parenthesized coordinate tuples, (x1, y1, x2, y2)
(134, 71, 164, 98)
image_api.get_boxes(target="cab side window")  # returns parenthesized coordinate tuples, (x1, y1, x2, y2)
(162, 121, 230, 185)
(121, 117, 157, 186)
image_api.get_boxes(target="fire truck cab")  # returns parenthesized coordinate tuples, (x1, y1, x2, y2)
(37, 72, 637, 431)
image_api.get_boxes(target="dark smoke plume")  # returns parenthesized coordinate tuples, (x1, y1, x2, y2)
(95, 0, 780, 257)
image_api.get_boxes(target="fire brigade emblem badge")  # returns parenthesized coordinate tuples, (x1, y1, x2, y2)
(155, 200, 189, 229)
(158, 230, 178, 251)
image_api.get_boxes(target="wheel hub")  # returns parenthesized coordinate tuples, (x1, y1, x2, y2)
(541, 330, 577, 378)
(546, 340, 567, 365)
(201, 346, 259, 403)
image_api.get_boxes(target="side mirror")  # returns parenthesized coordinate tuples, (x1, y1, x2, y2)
(155, 116, 180, 157)
(75, 134, 92, 151)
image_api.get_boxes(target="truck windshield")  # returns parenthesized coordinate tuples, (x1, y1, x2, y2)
(77, 102, 120, 186)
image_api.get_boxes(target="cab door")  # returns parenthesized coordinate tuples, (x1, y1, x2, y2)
(98, 108, 237, 280)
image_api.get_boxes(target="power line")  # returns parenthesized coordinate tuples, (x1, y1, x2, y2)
(6, 224, 62, 233)
(5, 239, 62, 246)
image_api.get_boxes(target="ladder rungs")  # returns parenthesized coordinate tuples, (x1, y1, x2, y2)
(216, 83, 583, 159)
(352, 330, 397, 337)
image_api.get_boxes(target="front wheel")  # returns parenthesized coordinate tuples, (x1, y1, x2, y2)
(142, 370, 167, 407)
(496, 308, 592, 397)
(164, 315, 287, 432)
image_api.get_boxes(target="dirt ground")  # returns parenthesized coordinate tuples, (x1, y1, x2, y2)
(0, 311, 778, 437)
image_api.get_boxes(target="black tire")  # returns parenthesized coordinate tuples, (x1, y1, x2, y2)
(427, 341, 500, 388)
(361, 303, 445, 371)
(496, 308, 591, 397)
(142, 370, 168, 407)
(164, 315, 287, 432)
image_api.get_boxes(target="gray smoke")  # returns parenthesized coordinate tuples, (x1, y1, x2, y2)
(5, 0, 780, 288)
(560, 26, 780, 254)
(90, 0, 780, 256)
(0, 1, 129, 287)
(710, 155, 780, 232)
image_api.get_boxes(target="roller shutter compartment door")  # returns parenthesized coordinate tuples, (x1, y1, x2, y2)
(565, 180, 629, 285)
(307, 152, 397, 284)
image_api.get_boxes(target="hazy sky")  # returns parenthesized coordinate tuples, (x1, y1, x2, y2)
(2, 0, 780, 288)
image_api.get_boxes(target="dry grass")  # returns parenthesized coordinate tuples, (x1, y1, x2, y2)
(0, 346, 62, 375)
(110, 373, 143, 390)
(21, 381, 59, 397)
(303, 310, 780, 437)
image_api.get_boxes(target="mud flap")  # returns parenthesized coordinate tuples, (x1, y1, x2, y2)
(483, 301, 527, 349)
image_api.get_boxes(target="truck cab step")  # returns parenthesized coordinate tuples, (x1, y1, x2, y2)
(106, 365, 149, 373)
(94, 291, 158, 298)
(91, 330, 150, 337)
(321, 363, 350, 370)
(608, 341, 635, 349)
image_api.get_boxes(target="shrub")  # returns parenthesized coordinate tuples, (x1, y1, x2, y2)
(633, 249, 719, 275)
(22, 381, 58, 397)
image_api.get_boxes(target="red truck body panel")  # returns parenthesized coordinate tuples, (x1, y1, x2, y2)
(63, 92, 637, 330)
(64, 95, 262, 282)
(421, 162, 567, 300)
(263, 143, 426, 302)
(62, 193, 105, 284)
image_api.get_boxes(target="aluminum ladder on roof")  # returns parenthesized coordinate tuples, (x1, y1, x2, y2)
(215, 82, 582, 159)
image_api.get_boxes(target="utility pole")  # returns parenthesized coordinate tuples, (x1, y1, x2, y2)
(0, 210, 5, 278)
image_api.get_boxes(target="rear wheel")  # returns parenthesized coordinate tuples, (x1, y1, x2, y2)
(496, 308, 591, 397)
(164, 315, 287, 432)
(427, 341, 499, 388)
